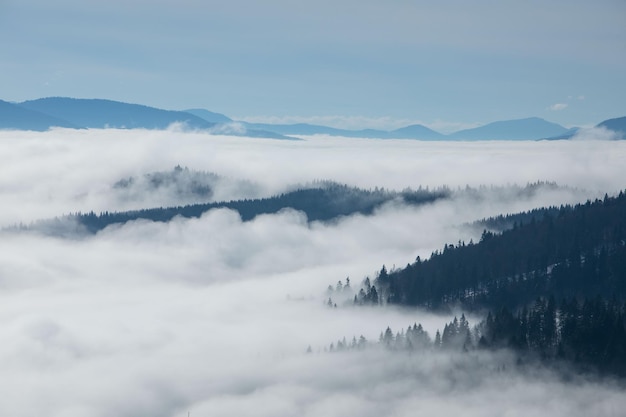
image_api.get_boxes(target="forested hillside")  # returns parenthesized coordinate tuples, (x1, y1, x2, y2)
(328, 296, 626, 376)
(30, 183, 450, 235)
(24, 180, 572, 236)
(330, 191, 626, 376)
(373, 192, 626, 311)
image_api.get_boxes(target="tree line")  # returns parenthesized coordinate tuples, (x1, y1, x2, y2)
(374, 191, 626, 311)
(324, 190, 626, 377)
(50, 183, 450, 234)
(323, 297, 626, 376)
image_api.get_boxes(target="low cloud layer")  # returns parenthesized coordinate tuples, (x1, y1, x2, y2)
(0, 129, 625, 416)
(1, 128, 625, 227)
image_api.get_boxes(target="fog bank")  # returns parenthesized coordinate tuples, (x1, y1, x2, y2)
(0, 129, 624, 416)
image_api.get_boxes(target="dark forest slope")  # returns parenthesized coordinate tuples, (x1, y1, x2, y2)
(373, 192, 626, 311)
(39, 184, 450, 235)
(335, 191, 626, 377)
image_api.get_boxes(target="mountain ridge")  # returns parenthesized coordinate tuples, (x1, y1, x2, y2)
(242, 122, 444, 140)
(597, 116, 626, 138)
(19, 97, 215, 130)
(6, 97, 296, 139)
(448, 117, 569, 140)
(0, 99, 78, 131)
(183, 108, 232, 124)
(2, 96, 624, 140)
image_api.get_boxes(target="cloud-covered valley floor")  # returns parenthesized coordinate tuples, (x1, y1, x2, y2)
(1, 129, 625, 416)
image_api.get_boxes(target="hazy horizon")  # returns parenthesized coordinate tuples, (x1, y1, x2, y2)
(2, 1, 625, 130)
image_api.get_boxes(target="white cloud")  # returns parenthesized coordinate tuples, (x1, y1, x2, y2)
(571, 126, 623, 141)
(549, 103, 568, 111)
(209, 121, 248, 135)
(0, 128, 625, 415)
(2, 129, 626, 227)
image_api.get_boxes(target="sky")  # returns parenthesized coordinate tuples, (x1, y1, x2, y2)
(1, 0, 626, 131)
(1, 129, 626, 415)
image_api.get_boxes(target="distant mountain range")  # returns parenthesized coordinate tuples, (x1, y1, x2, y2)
(183, 108, 232, 124)
(0, 98, 293, 140)
(448, 117, 568, 140)
(1, 97, 624, 141)
(0, 99, 79, 130)
(18, 97, 214, 130)
(543, 116, 626, 140)
(242, 122, 445, 140)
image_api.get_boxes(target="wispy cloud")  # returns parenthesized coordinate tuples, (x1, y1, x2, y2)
(571, 126, 622, 141)
(548, 103, 568, 111)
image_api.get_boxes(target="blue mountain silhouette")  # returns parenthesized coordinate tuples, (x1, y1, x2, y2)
(3, 96, 623, 141)
(19, 97, 214, 130)
(184, 108, 232, 124)
(243, 122, 442, 139)
(0, 99, 77, 131)
(448, 117, 568, 140)
(597, 116, 626, 138)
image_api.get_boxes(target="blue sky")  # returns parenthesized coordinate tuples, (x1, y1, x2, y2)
(1, 0, 625, 131)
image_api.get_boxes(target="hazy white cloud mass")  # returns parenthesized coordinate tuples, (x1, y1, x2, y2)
(0, 129, 625, 416)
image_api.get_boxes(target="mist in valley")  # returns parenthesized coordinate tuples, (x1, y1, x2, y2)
(1, 128, 625, 416)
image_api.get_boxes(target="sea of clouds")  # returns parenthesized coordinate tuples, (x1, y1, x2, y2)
(0, 128, 625, 416)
